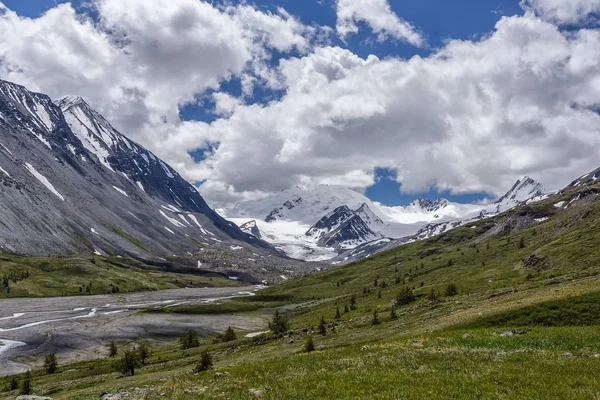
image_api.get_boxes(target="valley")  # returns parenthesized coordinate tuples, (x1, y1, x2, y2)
(1, 165, 600, 399)
(0, 286, 265, 378)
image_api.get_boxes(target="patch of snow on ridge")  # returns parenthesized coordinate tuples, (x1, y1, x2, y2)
(164, 226, 175, 234)
(24, 163, 64, 201)
(33, 99, 52, 131)
(0, 166, 9, 177)
(112, 186, 128, 197)
(159, 210, 185, 227)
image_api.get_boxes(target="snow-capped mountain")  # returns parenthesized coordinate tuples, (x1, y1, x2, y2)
(306, 204, 382, 249)
(0, 79, 269, 257)
(495, 176, 545, 208)
(224, 177, 547, 262)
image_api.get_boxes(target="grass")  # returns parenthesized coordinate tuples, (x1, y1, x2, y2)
(2, 184, 600, 398)
(0, 254, 240, 298)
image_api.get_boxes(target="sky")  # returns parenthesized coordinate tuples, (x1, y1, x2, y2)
(0, 0, 599, 208)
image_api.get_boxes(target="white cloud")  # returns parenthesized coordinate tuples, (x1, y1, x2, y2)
(188, 14, 600, 206)
(0, 0, 327, 162)
(521, 0, 600, 24)
(1, 2, 600, 209)
(335, 0, 424, 46)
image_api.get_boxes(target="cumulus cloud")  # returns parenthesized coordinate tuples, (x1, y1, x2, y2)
(335, 0, 424, 46)
(521, 0, 600, 24)
(0, 0, 327, 161)
(1, 1, 600, 208)
(189, 14, 600, 206)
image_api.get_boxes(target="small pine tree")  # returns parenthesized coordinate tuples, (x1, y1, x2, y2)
(445, 283, 458, 297)
(395, 276, 401, 285)
(378, 290, 382, 299)
(179, 329, 200, 350)
(19, 370, 31, 395)
(108, 341, 118, 358)
(390, 304, 397, 320)
(44, 352, 58, 374)
(117, 350, 138, 376)
(371, 308, 380, 325)
(137, 342, 151, 364)
(344, 304, 349, 313)
(374, 278, 378, 287)
(447, 259, 453, 267)
(350, 294, 357, 310)
(269, 310, 290, 334)
(304, 335, 315, 352)
(7, 376, 18, 391)
(194, 350, 213, 372)
(486, 242, 490, 250)
(335, 306, 341, 320)
(221, 326, 237, 342)
(427, 288, 439, 302)
(319, 316, 327, 336)
(518, 237, 525, 249)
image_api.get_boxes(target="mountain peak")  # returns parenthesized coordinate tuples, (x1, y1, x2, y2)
(57, 95, 87, 112)
(496, 176, 544, 204)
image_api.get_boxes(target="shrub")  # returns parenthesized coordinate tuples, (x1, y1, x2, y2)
(427, 288, 439, 302)
(396, 287, 416, 305)
(371, 308, 380, 325)
(108, 341, 118, 358)
(179, 329, 200, 350)
(217, 326, 237, 343)
(304, 336, 315, 353)
(116, 350, 139, 376)
(319, 316, 327, 336)
(137, 342, 151, 364)
(445, 283, 458, 297)
(19, 370, 31, 395)
(7, 377, 18, 391)
(44, 352, 58, 374)
(195, 350, 213, 372)
(269, 310, 290, 334)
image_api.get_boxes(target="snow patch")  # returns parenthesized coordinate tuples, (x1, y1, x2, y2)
(164, 226, 175, 234)
(24, 163, 64, 201)
(112, 186, 128, 197)
(160, 210, 185, 228)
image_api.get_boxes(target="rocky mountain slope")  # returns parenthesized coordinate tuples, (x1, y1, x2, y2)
(0, 79, 271, 260)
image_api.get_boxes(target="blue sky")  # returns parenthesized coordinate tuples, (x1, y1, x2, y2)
(3, 0, 528, 206)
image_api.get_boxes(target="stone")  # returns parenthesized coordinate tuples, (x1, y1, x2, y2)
(17, 397, 54, 400)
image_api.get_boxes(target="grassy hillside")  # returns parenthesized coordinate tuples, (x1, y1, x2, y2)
(2, 182, 600, 399)
(0, 254, 240, 298)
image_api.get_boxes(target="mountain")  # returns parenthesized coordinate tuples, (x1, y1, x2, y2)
(306, 205, 382, 249)
(0, 79, 270, 259)
(225, 177, 547, 263)
(239, 220, 262, 238)
(495, 176, 545, 207)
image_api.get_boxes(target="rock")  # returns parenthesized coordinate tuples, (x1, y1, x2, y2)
(462, 333, 473, 339)
(317, 345, 325, 350)
(17, 397, 53, 400)
(499, 330, 527, 337)
(361, 345, 370, 351)
(214, 371, 230, 379)
(249, 388, 263, 398)
(288, 339, 294, 344)
(561, 352, 573, 357)
(101, 395, 123, 400)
